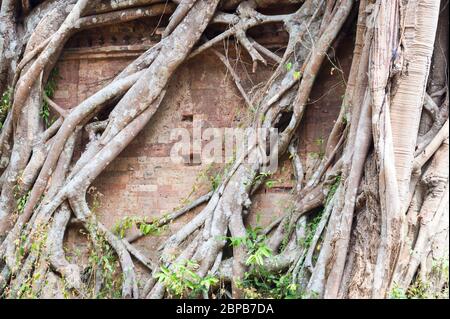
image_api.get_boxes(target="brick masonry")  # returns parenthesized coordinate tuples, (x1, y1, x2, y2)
(55, 18, 353, 282)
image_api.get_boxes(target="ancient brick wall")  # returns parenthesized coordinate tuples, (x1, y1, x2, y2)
(53, 18, 353, 277)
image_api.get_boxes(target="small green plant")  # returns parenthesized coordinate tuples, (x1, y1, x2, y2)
(406, 279, 430, 299)
(239, 271, 298, 299)
(298, 213, 322, 251)
(285, 62, 293, 71)
(390, 280, 431, 299)
(113, 216, 135, 238)
(224, 226, 300, 299)
(342, 112, 349, 125)
(211, 171, 222, 191)
(265, 179, 276, 188)
(314, 137, 324, 147)
(87, 186, 103, 213)
(223, 225, 272, 266)
(389, 285, 407, 299)
(139, 219, 165, 236)
(17, 277, 36, 299)
(203, 159, 234, 191)
(154, 259, 218, 298)
(390, 264, 449, 300)
(297, 175, 340, 252)
(113, 216, 167, 239)
(307, 151, 324, 160)
(245, 171, 273, 188)
(326, 174, 341, 206)
(431, 257, 449, 298)
(40, 100, 50, 126)
(16, 191, 30, 214)
(0, 87, 12, 129)
(305, 137, 327, 160)
(87, 225, 122, 299)
(245, 234, 272, 267)
(284, 61, 301, 80)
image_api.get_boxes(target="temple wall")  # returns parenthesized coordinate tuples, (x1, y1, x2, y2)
(51, 18, 353, 275)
